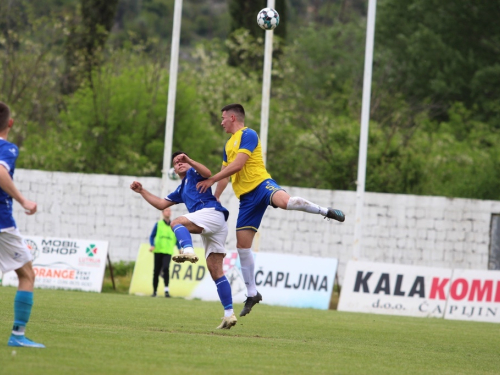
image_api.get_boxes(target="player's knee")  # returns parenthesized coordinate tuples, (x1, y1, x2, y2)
(17, 264, 35, 285)
(171, 217, 184, 227)
(272, 191, 290, 209)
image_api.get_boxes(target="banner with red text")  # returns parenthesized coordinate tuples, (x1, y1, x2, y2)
(445, 269, 500, 323)
(2, 236, 108, 292)
(338, 261, 452, 318)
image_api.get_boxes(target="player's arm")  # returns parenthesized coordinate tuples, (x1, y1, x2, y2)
(149, 223, 158, 251)
(173, 154, 211, 178)
(130, 181, 175, 210)
(0, 165, 36, 214)
(197, 153, 249, 193)
(213, 165, 229, 201)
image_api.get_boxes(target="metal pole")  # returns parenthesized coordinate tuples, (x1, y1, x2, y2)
(353, 0, 377, 260)
(259, 0, 275, 166)
(161, 0, 183, 199)
(254, 0, 276, 253)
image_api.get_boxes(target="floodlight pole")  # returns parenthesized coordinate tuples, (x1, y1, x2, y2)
(161, 0, 183, 199)
(353, 0, 377, 260)
(260, 0, 275, 166)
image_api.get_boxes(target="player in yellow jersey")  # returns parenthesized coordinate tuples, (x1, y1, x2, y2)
(197, 103, 345, 317)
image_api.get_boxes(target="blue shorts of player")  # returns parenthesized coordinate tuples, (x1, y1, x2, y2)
(236, 179, 284, 232)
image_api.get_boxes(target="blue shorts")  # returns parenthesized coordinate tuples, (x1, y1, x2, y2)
(236, 179, 284, 232)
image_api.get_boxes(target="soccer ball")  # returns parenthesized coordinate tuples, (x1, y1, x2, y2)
(167, 167, 179, 180)
(257, 8, 280, 30)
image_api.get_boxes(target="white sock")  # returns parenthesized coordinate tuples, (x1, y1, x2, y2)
(182, 246, 195, 254)
(164, 287, 169, 292)
(286, 196, 328, 216)
(237, 248, 257, 297)
(224, 309, 234, 318)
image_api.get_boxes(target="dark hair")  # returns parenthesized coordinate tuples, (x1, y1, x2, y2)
(172, 151, 188, 162)
(0, 102, 11, 131)
(221, 103, 245, 120)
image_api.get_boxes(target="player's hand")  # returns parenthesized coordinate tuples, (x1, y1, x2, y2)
(149, 246, 154, 252)
(22, 200, 37, 215)
(196, 178, 214, 193)
(173, 153, 191, 165)
(130, 181, 143, 193)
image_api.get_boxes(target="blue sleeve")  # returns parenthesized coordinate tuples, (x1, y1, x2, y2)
(166, 184, 183, 203)
(240, 129, 259, 153)
(149, 223, 158, 246)
(223, 142, 228, 163)
(0, 143, 18, 172)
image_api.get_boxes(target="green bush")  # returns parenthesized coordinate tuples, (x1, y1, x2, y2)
(105, 260, 135, 277)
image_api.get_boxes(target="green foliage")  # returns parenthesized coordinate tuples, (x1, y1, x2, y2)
(19, 51, 221, 176)
(415, 103, 500, 199)
(62, 0, 120, 94)
(106, 260, 135, 277)
(0, 0, 67, 145)
(377, 0, 500, 125)
(4, 0, 500, 201)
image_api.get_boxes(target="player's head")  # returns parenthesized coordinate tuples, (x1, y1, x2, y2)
(162, 207, 171, 220)
(0, 102, 13, 132)
(221, 103, 245, 121)
(171, 151, 187, 162)
(221, 104, 245, 134)
(171, 151, 189, 176)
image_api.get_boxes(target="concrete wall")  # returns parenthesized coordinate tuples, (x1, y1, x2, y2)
(12, 169, 500, 282)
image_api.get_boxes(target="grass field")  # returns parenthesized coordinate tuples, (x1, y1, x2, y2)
(1, 286, 500, 375)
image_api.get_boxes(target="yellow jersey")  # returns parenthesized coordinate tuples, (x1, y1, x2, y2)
(223, 127, 271, 199)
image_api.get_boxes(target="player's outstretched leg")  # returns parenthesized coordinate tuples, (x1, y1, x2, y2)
(325, 208, 345, 222)
(172, 224, 199, 263)
(286, 197, 345, 222)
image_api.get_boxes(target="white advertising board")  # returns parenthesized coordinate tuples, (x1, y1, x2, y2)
(444, 269, 500, 323)
(180, 251, 338, 310)
(2, 236, 108, 293)
(338, 261, 452, 318)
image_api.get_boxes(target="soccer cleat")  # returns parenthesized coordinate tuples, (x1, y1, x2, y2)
(325, 208, 345, 222)
(151, 292, 157, 297)
(173, 253, 199, 263)
(164, 291, 170, 298)
(8, 335, 45, 348)
(239, 292, 263, 317)
(216, 314, 237, 329)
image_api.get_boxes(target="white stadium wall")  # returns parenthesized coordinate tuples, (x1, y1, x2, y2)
(12, 169, 500, 282)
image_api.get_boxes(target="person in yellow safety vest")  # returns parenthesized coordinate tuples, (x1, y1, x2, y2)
(149, 207, 180, 297)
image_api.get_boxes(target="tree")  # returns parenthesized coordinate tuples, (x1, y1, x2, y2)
(0, 0, 67, 145)
(62, 0, 120, 94)
(20, 52, 221, 176)
(377, 0, 500, 126)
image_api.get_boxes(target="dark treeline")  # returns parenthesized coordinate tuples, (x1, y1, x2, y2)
(1, 0, 499, 200)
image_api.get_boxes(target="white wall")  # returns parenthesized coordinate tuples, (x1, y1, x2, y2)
(12, 169, 500, 282)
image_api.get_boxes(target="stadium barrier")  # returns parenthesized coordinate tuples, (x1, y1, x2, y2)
(129, 244, 339, 310)
(2, 236, 108, 292)
(338, 261, 500, 323)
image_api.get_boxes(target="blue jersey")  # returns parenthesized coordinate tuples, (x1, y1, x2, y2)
(166, 168, 229, 221)
(0, 139, 19, 230)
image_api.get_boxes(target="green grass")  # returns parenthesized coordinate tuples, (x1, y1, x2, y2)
(1, 287, 499, 375)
